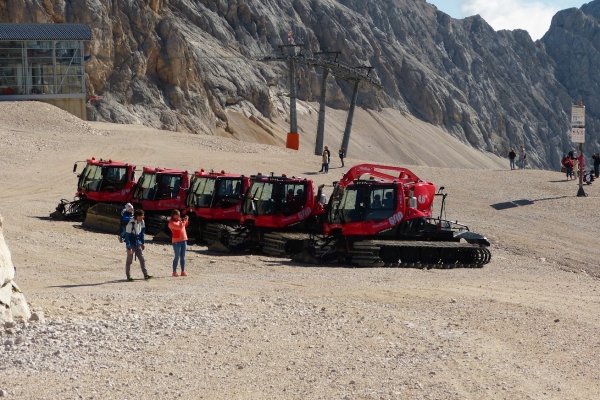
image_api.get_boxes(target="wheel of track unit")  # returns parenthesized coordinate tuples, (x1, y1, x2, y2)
(420, 247, 440, 266)
(380, 247, 400, 265)
(440, 248, 459, 268)
(400, 247, 419, 265)
(459, 248, 476, 267)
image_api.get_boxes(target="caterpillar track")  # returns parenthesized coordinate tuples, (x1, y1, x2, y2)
(262, 232, 311, 257)
(203, 223, 239, 252)
(295, 237, 491, 268)
(224, 228, 311, 257)
(300, 238, 491, 269)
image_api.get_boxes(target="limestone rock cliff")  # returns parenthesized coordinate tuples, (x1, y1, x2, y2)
(542, 2, 600, 158)
(2, 0, 599, 168)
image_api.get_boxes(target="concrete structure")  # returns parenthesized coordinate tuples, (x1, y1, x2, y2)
(0, 23, 91, 119)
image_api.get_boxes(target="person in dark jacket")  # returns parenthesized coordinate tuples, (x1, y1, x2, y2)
(508, 148, 516, 170)
(124, 209, 153, 281)
(592, 153, 600, 178)
(562, 155, 573, 180)
(339, 147, 345, 168)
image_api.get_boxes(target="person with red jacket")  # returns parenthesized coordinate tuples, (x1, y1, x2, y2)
(562, 155, 573, 180)
(168, 210, 189, 277)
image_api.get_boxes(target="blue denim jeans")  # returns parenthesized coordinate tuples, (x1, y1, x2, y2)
(172, 241, 187, 272)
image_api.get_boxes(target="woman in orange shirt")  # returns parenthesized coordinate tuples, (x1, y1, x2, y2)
(168, 210, 189, 277)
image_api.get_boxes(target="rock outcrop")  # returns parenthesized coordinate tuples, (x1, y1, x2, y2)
(0, 214, 31, 323)
(4, 0, 600, 168)
(542, 3, 600, 157)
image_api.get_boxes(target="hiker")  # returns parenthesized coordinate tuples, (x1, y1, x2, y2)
(508, 148, 516, 170)
(577, 151, 585, 179)
(562, 155, 573, 180)
(319, 146, 330, 173)
(124, 209, 153, 281)
(592, 152, 600, 178)
(168, 210, 189, 277)
(119, 203, 134, 243)
(518, 146, 526, 169)
(339, 147, 345, 168)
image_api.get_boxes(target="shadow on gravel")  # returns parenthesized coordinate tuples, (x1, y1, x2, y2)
(186, 248, 254, 258)
(47, 279, 126, 288)
(490, 196, 568, 210)
(34, 216, 56, 221)
(262, 259, 352, 269)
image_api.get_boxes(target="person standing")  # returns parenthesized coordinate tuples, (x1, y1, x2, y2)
(563, 155, 573, 180)
(592, 152, 600, 178)
(125, 209, 153, 281)
(119, 203, 134, 243)
(508, 148, 516, 170)
(319, 146, 330, 173)
(518, 146, 526, 169)
(339, 147, 345, 168)
(577, 151, 585, 178)
(168, 210, 189, 277)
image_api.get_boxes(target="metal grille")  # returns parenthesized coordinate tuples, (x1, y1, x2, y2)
(0, 23, 91, 41)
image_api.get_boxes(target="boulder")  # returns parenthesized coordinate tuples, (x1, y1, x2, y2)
(0, 214, 31, 323)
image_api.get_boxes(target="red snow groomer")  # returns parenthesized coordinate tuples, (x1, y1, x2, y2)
(130, 166, 190, 235)
(50, 157, 136, 221)
(294, 164, 491, 268)
(227, 172, 327, 256)
(183, 169, 250, 248)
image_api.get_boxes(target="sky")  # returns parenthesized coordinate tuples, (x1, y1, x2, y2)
(426, 0, 588, 40)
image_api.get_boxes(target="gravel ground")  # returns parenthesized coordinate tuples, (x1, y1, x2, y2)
(0, 102, 599, 399)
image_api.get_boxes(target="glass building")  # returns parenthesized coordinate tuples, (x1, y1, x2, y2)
(0, 23, 92, 119)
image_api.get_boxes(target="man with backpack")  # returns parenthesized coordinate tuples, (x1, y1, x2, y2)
(124, 209, 153, 281)
(562, 155, 574, 180)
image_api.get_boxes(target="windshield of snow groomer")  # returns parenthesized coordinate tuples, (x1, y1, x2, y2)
(133, 172, 157, 200)
(333, 186, 365, 223)
(330, 184, 395, 223)
(78, 164, 103, 191)
(78, 164, 127, 192)
(187, 177, 216, 208)
(364, 186, 395, 221)
(155, 175, 182, 199)
(243, 180, 274, 215)
(213, 178, 243, 207)
(100, 167, 128, 191)
(279, 183, 306, 215)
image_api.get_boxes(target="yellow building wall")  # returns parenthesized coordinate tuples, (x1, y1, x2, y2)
(39, 98, 87, 120)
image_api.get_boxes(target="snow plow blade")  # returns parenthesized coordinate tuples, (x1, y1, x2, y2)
(82, 203, 121, 233)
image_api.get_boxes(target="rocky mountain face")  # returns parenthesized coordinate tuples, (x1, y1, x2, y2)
(3, 0, 600, 168)
(542, 2, 600, 160)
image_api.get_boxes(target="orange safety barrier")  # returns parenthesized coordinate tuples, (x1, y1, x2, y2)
(286, 132, 299, 150)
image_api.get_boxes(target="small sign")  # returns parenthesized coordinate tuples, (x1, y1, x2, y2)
(571, 105, 585, 127)
(572, 127, 585, 143)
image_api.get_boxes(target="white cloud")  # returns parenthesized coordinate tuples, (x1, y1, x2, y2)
(461, 0, 559, 40)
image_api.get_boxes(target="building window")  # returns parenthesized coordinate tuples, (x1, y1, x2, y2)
(0, 39, 84, 96)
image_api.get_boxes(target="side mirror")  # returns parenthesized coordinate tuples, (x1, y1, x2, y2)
(73, 163, 78, 173)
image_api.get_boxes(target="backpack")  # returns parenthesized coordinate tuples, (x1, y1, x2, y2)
(118, 209, 133, 241)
